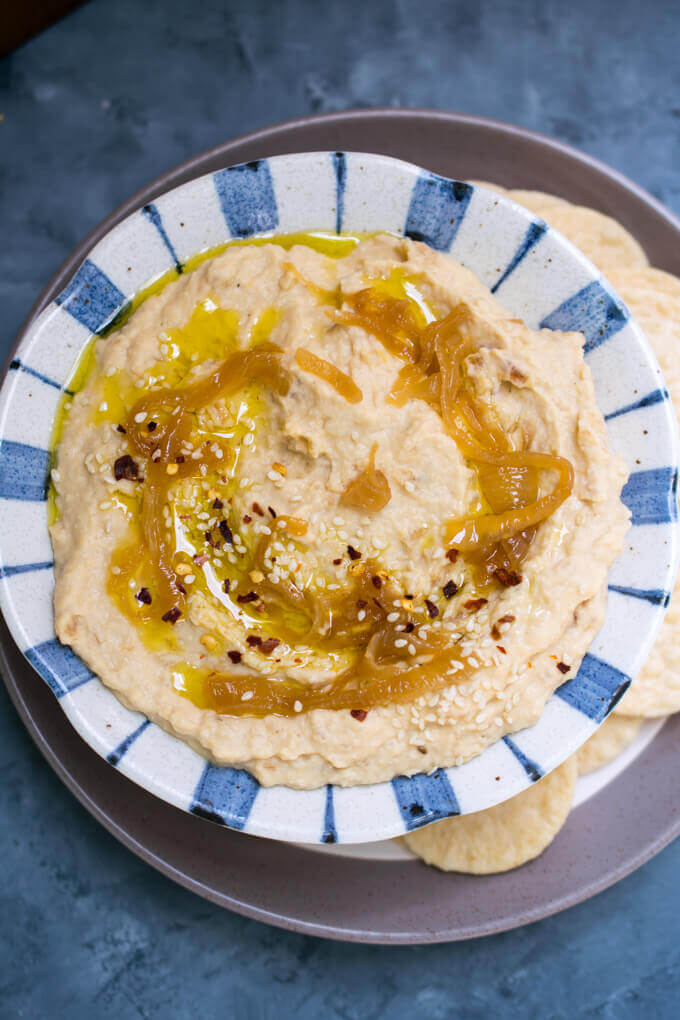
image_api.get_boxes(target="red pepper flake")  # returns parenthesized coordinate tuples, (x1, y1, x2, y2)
(228, 650, 242, 664)
(175, 455, 185, 463)
(219, 521, 234, 544)
(442, 580, 458, 599)
(243, 514, 252, 524)
(350, 709, 367, 722)
(116, 424, 126, 434)
(237, 591, 258, 604)
(372, 597, 384, 610)
(113, 454, 140, 481)
(496, 644, 507, 654)
(424, 598, 439, 619)
(147, 421, 157, 432)
(252, 502, 265, 517)
(464, 597, 488, 612)
(212, 498, 224, 510)
(222, 579, 231, 594)
(193, 553, 209, 567)
(161, 607, 181, 624)
(135, 587, 152, 605)
(493, 566, 523, 587)
(490, 613, 516, 641)
(268, 506, 277, 518)
(357, 599, 367, 609)
(246, 635, 262, 648)
(371, 575, 382, 589)
(332, 557, 342, 565)
(205, 530, 215, 547)
(446, 548, 459, 564)
(347, 545, 361, 560)
(260, 637, 281, 654)
(557, 662, 571, 674)
(403, 621, 415, 633)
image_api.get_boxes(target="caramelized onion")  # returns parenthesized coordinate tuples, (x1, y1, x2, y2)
(295, 347, 363, 404)
(123, 345, 290, 614)
(340, 443, 392, 512)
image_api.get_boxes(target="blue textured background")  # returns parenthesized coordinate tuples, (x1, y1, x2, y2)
(2, 0, 680, 1015)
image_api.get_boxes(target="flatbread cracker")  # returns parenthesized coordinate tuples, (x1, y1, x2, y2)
(605, 267, 680, 716)
(402, 757, 577, 873)
(537, 205, 648, 275)
(577, 714, 643, 775)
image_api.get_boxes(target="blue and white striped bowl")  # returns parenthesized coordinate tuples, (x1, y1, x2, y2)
(0, 152, 677, 844)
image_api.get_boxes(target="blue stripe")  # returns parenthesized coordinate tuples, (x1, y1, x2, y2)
(502, 736, 543, 781)
(391, 769, 460, 831)
(491, 221, 548, 293)
(107, 720, 151, 766)
(213, 160, 278, 238)
(539, 280, 628, 353)
(24, 638, 94, 698)
(621, 467, 678, 525)
(331, 152, 346, 235)
(0, 560, 53, 580)
(141, 203, 182, 273)
(322, 785, 337, 844)
(605, 388, 668, 421)
(556, 652, 630, 722)
(55, 258, 126, 334)
(9, 359, 70, 393)
(608, 584, 670, 607)
(404, 174, 472, 251)
(190, 764, 260, 829)
(0, 440, 50, 501)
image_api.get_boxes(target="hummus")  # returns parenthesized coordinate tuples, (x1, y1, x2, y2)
(50, 233, 629, 788)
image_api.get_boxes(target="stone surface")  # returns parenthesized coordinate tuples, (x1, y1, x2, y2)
(2, 0, 680, 1015)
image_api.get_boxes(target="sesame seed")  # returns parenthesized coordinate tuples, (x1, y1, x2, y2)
(408, 643, 417, 655)
(134, 412, 147, 423)
(266, 470, 280, 481)
(294, 700, 303, 713)
(387, 612, 399, 622)
(394, 638, 407, 648)
(99, 401, 108, 412)
(357, 609, 366, 621)
(241, 691, 254, 701)
(243, 433, 254, 446)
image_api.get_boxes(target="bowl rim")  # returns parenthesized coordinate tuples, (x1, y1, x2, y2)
(0, 144, 677, 845)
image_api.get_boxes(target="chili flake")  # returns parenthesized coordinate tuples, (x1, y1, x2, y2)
(557, 662, 571, 674)
(350, 709, 367, 722)
(228, 650, 242, 664)
(493, 566, 523, 587)
(442, 580, 458, 599)
(219, 521, 234, 545)
(464, 597, 488, 612)
(113, 454, 140, 481)
(161, 607, 181, 624)
(237, 591, 258, 604)
(424, 598, 439, 619)
(347, 545, 362, 560)
(135, 587, 152, 605)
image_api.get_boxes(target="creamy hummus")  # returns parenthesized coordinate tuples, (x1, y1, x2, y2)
(50, 234, 629, 788)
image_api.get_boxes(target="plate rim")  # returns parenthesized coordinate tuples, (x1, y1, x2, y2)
(3, 107, 680, 940)
(2, 147, 675, 841)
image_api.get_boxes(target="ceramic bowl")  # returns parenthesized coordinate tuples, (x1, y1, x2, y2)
(0, 152, 677, 844)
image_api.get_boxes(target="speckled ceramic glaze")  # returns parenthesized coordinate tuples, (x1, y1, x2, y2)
(0, 151, 677, 844)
